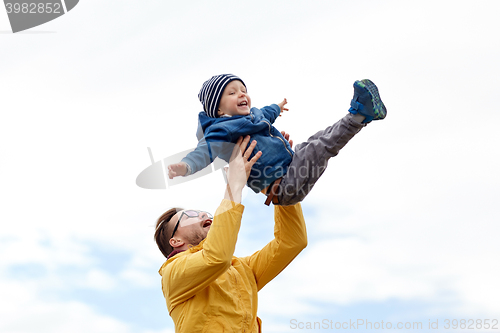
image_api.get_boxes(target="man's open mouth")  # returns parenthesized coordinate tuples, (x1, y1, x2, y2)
(203, 220, 212, 228)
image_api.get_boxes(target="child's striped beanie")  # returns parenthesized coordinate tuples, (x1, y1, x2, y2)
(198, 74, 246, 118)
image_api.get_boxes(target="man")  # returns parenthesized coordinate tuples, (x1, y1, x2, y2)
(154, 136, 307, 332)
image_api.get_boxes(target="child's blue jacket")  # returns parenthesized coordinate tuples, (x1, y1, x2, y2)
(182, 104, 294, 193)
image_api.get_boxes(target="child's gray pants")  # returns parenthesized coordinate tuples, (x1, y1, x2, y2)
(276, 113, 365, 206)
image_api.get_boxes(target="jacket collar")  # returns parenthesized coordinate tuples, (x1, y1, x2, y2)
(167, 249, 185, 259)
(158, 240, 208, 276)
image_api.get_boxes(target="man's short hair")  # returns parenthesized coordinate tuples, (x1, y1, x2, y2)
(154, 207, 184, 258)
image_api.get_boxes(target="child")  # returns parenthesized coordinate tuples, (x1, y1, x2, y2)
(168, 74, 386, 205)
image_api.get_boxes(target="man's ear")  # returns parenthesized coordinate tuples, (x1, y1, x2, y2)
(169, 237, 185, 249)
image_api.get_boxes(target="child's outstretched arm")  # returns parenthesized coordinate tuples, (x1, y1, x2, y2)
(168, 162, 188, 179)
(261, 98, 289, 123)
(277, 98, 288, 117)
(167, 126, 233, 179)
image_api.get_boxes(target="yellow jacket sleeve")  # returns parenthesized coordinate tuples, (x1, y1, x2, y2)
(161, 200, 244, 312)
(241, 202, 307, 291)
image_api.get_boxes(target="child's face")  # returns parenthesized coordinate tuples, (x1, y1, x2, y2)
(218, 80, 251, 117)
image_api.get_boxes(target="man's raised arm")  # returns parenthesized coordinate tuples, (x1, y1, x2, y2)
(241, 130, 307, 290)
(161, 136, 262, 311)
(242, 202, 307, 291)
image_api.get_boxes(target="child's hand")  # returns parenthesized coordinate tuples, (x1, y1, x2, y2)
(168, 162, 188, 179)
(278, 98, 288, 116)
(280, 131, 294, 148)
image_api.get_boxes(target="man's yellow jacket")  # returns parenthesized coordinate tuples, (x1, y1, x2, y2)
(159, 199, 307, 332)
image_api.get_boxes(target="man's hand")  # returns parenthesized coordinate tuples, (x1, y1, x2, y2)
(224, 136, 262, 203)
(277, 98, 288, 116)
(168, 162, 188, 179)
(280, 131, 294, 148)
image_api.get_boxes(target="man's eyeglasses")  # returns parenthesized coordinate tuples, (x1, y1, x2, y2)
(171, 210, 214, 239)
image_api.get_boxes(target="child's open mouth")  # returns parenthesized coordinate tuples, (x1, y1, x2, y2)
(238, 101, 248, 107)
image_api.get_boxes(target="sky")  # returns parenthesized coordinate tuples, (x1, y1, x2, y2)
(1, 1, 499, 332)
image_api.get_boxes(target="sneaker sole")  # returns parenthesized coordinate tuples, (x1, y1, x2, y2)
(356, 79, 387, 120)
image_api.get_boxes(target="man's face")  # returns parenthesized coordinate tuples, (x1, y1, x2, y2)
(170, 210, 213, 247)
(218, 80, 251, 117)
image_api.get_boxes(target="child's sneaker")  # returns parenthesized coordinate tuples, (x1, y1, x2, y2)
(348, 79, 387, 123)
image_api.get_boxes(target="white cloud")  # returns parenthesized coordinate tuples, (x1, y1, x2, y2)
(0, 279, 129, 333)
(255, 190, 500, 318)
(81, 269, 117, 291)
(0, 273, 174, 333)
(119, 266, 157, 288)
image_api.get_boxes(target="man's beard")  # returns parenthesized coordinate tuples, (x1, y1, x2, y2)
(186, 229, 207, 247)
